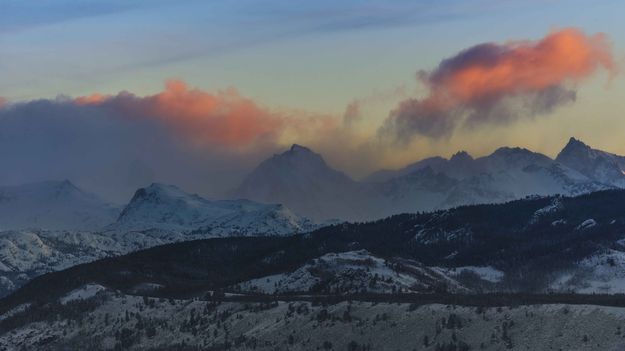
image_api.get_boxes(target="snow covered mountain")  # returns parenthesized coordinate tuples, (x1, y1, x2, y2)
(234, 144, 375, 221)
(236, 139, 619, 221)
(556, 137, 625, 187)
(371, 146, 610, 216)
(0, 180, 120, 231)
(112, 183, 316, 235)
(0, 182, 318, 297)
(0, 230, 127, 296)
(436, 147, 608, 209)
(365, 151, 476, 183)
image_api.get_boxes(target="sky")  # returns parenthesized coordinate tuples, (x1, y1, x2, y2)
(0, 0, 624, 202)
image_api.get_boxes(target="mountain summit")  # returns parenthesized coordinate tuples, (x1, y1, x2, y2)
(556, 137, 625, 187)
(114, 183, 315, 235)
(234, 139, 622, 221)
(272, 143, 330, 171)
(234, 145, 374, 221)
(288, 143, 317, 156)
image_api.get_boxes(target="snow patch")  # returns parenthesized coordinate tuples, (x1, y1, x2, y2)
(0, 303, 31, 321)
(433, 266, 504, 283)
(531, 198, 563, 223)
(0, 276, 15, 291)
(552, 250, 625, 294)
(60, 284, 106, 304)
(576, 219, 597, 230)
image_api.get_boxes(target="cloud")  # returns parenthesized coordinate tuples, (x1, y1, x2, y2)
(0, 80, 343, 202)
(0, 28, 619, 202)
(75, 80, 285, 147)
(0, 97, 7, 108)
(381, 28, 617, 142)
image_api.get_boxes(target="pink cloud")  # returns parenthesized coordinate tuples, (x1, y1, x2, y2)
(383, 28, 617, 140)
(75, 80, 285, 147)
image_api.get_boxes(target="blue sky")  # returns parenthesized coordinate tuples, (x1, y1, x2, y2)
(3, 0, 622, 104)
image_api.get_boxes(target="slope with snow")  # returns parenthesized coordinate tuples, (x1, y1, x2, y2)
(59, 284, 106, 304)
(112, 183, 316, 235)
(235, 250, 469, 294)
(0, 229, 132, 296)
(551, 249, 625, 294)
(4, 291, 625, 350)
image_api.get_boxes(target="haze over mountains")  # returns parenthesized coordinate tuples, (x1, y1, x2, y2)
(0, 137, 624, 297)
(0, 181, 315, 234)
(2, 136, 623, 229)
(236, 137, 625, 221)
(234, 144, 375, 221)
(0, 180, 120, 231)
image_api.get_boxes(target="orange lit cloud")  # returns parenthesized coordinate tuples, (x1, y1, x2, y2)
(74, 93, 108, 105)
(382, 28, 617, 141)
(75, 80, 285, 147)
(0, 97, 7, 108)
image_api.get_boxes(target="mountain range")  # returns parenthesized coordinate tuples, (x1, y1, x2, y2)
(0, 181, 314, 235)
(1, 137, 624, 298)
(3, 137, 621, 229)
(2, 140, 625, 350)
(0, 182, 316, 296)
(235, 137, 625, 221)
(5, 189, 625, 310)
